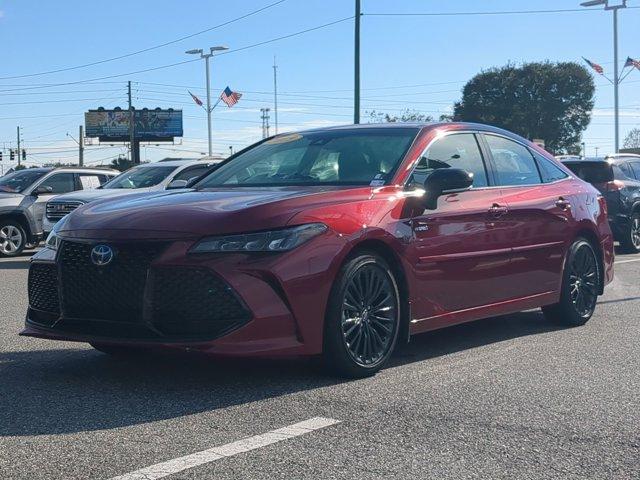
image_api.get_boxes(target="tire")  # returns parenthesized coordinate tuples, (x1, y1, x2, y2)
(619, 212, 640, 254)
(0, 220, 26, 257)
(542, 238, 600, 327)
(90, 343, 147, 357)
(323, 252, 401, 378)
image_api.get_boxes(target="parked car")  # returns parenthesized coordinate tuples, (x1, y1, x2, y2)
(42, 159, 220, 234)
(0, 167, 118, 256)
(24, 123, 614, 377)
(560, 154, 640, 253)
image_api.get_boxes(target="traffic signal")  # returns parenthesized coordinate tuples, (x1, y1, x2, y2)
(9, 149, 14, 161)
(22, 149, 26, 161)
(0, 151, 3, 162)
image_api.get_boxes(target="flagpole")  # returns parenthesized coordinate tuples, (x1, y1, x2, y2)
(613, 6, 620, 153)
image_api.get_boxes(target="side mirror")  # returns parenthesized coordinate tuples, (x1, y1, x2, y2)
(32, 185, 53, 196)
(167, 179, 188, 190)
(422, 168, 473, 210)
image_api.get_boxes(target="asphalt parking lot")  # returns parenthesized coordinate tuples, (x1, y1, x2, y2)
(1, 250, 639, 479)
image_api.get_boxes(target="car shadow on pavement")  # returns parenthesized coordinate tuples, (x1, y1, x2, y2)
(0, 310, 559, 437)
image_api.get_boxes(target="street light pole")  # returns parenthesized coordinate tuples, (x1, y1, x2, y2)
(612, 6, 620, 153)
(187, 46, 229, 157)
(580, 0, 627, 153)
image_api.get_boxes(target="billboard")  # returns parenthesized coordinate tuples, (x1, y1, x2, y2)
(85, 108, 183, 141)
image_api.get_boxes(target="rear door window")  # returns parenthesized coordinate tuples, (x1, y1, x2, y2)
(485, 135, 542, 186)
(532, 151, 568, 183)
(78, 174, 102, 190)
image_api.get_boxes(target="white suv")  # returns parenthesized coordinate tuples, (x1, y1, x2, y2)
(0, 167, 119, 256)
(43, 159, 221, 235)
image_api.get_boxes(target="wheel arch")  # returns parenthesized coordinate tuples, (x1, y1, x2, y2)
(0, 212, 33, 242)
(343, 238, 411, 344)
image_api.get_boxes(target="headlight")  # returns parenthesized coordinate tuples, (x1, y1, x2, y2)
(190, 223, 327, 253)
(44, 216, 68, 251)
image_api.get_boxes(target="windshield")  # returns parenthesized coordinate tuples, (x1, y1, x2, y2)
(0, 170, 49, 193)
(195, 128, 419, 188)
(103, 165, 178, 189)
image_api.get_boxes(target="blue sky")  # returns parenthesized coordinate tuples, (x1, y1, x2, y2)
(0, 0, 639, 166)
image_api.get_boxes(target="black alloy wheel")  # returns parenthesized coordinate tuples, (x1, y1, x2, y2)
(543, 238, 600, 326)
(324, 253, 401, 378)
(620, 213, 640, 254)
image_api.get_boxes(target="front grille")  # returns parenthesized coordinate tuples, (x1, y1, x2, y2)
(28, 263, 60, 316)
(27, 242, 253, 341)
(150, 267, 251, 337)
(59, 240, 167, 322)
(46, 201, 84, 221)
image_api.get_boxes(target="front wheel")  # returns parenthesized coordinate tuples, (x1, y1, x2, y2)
(542, 238, 600, 327)
(323, 253, 401, 378)
(0, 220, 26, 257)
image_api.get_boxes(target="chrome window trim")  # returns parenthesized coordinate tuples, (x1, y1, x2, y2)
(401, 129, 575, 191)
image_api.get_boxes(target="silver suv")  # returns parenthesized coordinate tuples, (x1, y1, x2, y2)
(43, 159, 220, 235)
(0, 167, 118, 256)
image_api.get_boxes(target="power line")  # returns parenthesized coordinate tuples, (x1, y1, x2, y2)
(0, 16, 353, 93)
(365, 6, 640, 17)
(0, 0, 288, 81)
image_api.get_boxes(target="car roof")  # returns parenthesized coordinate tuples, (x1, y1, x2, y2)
(137, 160, 211, 168)
(48, 166, 119, 174)
(560, 157, 610, 164)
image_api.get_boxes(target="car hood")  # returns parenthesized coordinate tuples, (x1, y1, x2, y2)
(60, 186, 367, 240)
(0, 192, 24, 207)
(49, 187, 152, 203)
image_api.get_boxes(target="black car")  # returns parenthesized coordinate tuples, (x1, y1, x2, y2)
(561, 154, 640, 253)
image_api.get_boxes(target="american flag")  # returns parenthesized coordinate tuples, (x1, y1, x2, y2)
(625, 57, 640, 70)
(582, 57, 604, 75)
(220, 86, 242, 107)
(188, 91, 203, 107)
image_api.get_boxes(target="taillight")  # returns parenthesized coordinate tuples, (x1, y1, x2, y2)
(597, 195, 608, 216)
(606, 180, 624, 192)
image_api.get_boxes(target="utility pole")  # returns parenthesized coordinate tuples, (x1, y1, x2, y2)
(128, 81, 136, 164)
(260, 108, 271, 138)
(595, 146, 600, 158)
(16, 127, 21, 168)
(79, 125, 85, 166)
(354, 0, 361, 124)
(581, 141, 586, 157)
(273, 56, 279, 134)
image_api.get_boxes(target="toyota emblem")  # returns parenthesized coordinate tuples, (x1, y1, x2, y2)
(91, 244, 115, 266)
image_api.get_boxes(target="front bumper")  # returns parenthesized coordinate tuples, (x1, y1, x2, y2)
(22, 232, 347, 357)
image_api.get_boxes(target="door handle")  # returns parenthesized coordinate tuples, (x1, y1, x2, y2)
(488, 203, 508, 218)
(555, 197, 571, 210)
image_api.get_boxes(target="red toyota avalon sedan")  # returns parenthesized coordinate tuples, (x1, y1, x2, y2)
(23, 123, 614, 377)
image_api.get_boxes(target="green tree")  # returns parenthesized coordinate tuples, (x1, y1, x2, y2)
(453, 61, 595, 154)
(110, 156, 135, 172)
(623, 128, 640, 149)
(367, 109, 433, 123)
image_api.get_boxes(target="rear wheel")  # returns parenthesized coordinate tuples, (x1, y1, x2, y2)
(542, 238, 600, 327)
(619, 212, 640, 254)
(0, 220, 26, 257)
(323, 253, 401, 378)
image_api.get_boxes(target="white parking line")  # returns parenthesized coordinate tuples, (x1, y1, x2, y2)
(615, 258, 640, 265)
(108, 417, 341, 480)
